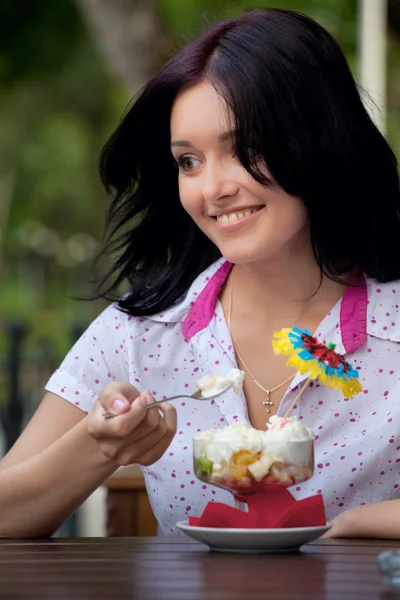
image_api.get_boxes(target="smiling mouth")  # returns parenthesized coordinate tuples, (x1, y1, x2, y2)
(213, 207, 263, 225)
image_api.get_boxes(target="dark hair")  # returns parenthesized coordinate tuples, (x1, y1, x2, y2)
(96, 7, 400, 316)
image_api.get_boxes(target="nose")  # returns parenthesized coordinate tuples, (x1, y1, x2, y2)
(201, 160, 240, 203)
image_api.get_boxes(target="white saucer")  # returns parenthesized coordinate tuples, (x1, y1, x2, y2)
(176, 521, 332, 553)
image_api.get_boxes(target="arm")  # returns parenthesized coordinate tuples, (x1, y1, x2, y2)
(0, 393, 117, 538)
(324, 500, 400, 539)
(0, 304, 176, 538)
(0, 385, 176, 538)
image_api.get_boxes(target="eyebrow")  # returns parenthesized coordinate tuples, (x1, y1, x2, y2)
(170, 129, 236, 148)
(218, 129, 236, 143)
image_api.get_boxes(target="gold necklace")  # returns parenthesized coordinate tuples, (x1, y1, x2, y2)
(227, 275, 295, 413)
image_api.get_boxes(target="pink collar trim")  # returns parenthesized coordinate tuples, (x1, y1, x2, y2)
(182, 261, 368, 353)
(182, 261, 233, 343)
(340, 271, 368, 352)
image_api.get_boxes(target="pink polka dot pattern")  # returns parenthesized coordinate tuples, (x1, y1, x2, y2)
(46, 259, 400, 535)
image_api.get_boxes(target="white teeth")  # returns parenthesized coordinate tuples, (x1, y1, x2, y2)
(216, 208, 258, 225)
(228, 212, 237, 224)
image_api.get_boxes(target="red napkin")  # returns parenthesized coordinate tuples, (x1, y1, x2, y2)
(188, 487, 326, 529)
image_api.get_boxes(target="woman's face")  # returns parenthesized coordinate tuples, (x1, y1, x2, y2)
(170, 81, 309, 265)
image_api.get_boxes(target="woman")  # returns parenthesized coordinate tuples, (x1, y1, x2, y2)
(0, 8, 399, 538)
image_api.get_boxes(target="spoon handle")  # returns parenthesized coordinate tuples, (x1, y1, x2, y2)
(102, 392, 199, 419)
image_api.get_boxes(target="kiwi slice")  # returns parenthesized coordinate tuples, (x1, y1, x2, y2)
(195, 456, 214, 476)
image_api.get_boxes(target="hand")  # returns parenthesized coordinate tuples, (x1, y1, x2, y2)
(321, 518, 342, 539)
(87, 381, 177, 467)
(321, 505, 371, 539)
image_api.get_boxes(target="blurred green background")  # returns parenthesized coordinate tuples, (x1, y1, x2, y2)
(0, 0, 399, 434)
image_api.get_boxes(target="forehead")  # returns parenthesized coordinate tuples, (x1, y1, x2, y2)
(170, 81, 233, 136)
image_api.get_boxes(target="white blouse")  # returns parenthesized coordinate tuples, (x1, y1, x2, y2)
(46, 258, 400, 535)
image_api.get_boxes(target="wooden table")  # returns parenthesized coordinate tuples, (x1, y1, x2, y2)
(0, 537, 398, 599)
(105, 465, 157, 537)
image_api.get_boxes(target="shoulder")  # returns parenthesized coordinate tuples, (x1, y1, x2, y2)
(86, 257, 228, 334)
(139, 257, 228, 325)
(366, 277, 400, 342)
(81, 302, 147, 342)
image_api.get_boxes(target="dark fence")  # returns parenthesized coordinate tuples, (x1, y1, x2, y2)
(0, 320, 86, 536)
(0, 321, 86, 452)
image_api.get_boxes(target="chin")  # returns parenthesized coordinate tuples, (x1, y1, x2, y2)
(218, 246, 274, 265)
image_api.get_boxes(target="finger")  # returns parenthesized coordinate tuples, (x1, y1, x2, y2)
(136, 429, 176, 467)
(119, 420, 169, 464)
(158, 402, 177, 434)
(119, 408, 176, 466)
(99, 382, 142, 415)
(90, 393, 148, 439)
(119, 391, 166, 443)
(116, 400, 176, 458)
(134, 404, 177, 466)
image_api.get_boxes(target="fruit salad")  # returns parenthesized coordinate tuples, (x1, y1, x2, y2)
(193, 417, 314, 493)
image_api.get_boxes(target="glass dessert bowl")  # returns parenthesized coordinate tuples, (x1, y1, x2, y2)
(193, 417, 314, 496)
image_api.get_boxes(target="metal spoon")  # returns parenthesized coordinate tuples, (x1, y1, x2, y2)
(101, 384, 232, 420)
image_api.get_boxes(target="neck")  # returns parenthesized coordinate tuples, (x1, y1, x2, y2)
(228, 246, 349, 325)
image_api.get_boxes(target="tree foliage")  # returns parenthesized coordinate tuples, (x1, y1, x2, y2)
(0, 0, 398, 352)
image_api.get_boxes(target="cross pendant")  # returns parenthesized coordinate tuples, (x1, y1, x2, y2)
(262, 390, 273, 414)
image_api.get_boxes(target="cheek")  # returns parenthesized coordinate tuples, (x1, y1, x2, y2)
(178, 178, 203, 217)
(265, 189, 308, 231)
(288, 201, 308, 232)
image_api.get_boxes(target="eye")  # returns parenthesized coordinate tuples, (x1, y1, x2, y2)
(176, 155, 201, 174)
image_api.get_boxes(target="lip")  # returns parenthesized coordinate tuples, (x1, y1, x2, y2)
(212, 206, 265, 232)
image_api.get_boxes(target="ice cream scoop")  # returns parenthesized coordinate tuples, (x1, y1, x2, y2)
(195, 368, 245, 398)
